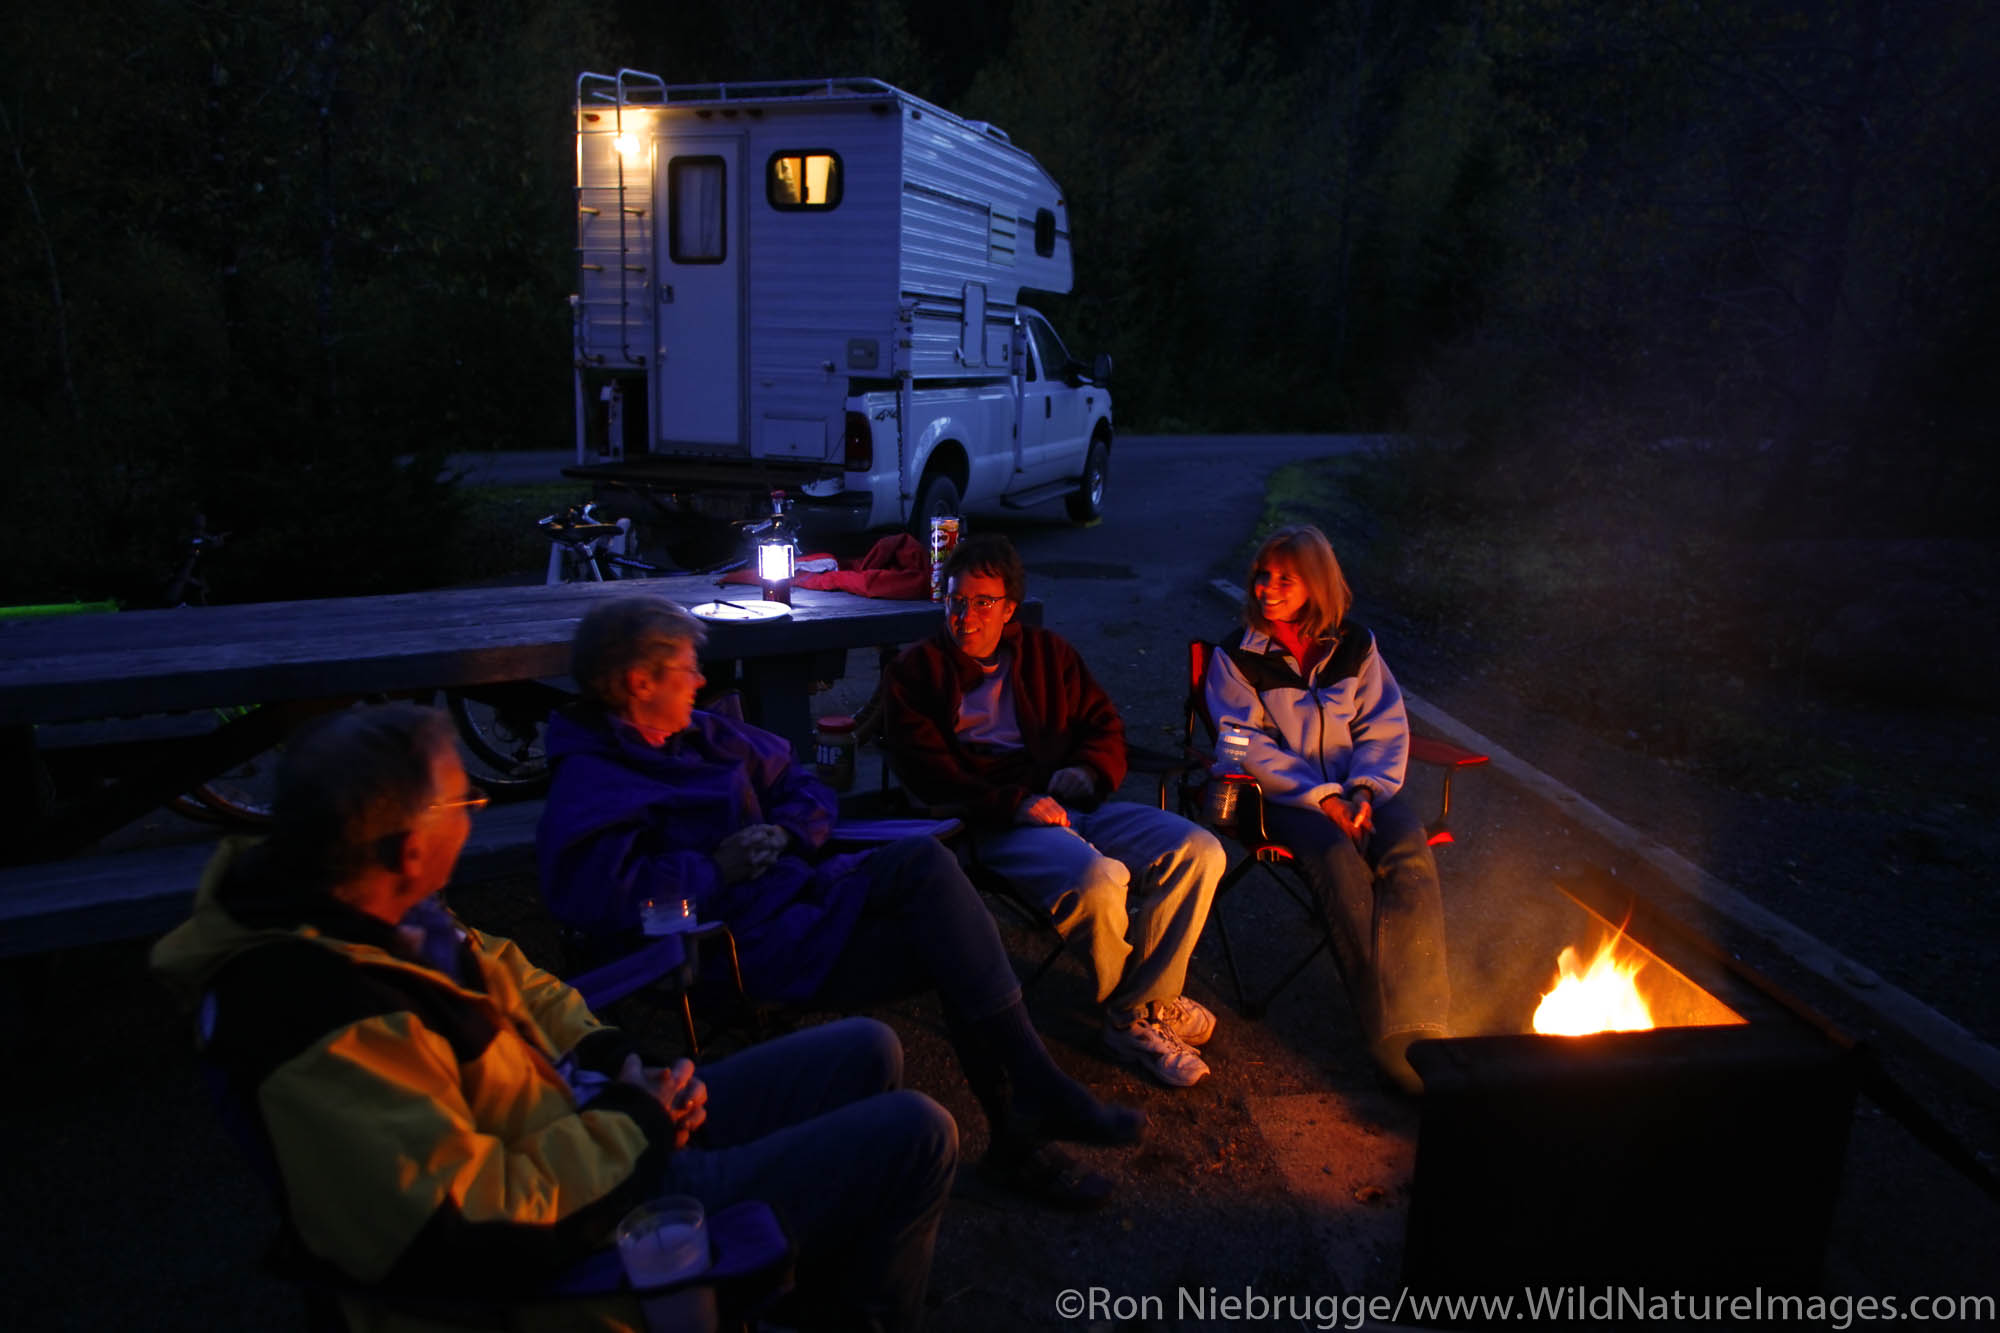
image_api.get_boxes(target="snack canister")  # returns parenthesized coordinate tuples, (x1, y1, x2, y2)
(814, 714, 858, 791)
(928, 516, 961, 602)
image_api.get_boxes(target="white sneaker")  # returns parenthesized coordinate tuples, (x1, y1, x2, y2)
(1148, 995, 1217, 1046)
(1104, 1016, 1210, 1087)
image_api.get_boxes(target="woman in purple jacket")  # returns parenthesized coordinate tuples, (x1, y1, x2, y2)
(1203, 525, 1449, 1093)
(537, 595, 1143, 1209)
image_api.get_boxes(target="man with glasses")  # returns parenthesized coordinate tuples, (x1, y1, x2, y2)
(883, 536, 1228, 1088)
(152, 703, 957, 1330)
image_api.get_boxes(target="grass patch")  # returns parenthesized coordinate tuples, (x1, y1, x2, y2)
(441, 483, 590, 585)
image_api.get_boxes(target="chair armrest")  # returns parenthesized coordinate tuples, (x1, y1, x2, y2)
(1409, 736, 1490, 770)
(573, 933, 696, 1011)
(828, 816, 962, 847)
(1408, 735, 1489, 840)
(548, 1200, 794, 1305)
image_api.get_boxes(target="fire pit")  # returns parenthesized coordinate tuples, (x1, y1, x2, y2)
(1401, 867, 1860, 1305)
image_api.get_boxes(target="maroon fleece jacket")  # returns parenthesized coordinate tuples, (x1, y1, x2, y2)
(882, 621, 1128, 829)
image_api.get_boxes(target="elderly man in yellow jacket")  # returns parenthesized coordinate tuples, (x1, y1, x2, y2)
(152, 703, 956, 1332)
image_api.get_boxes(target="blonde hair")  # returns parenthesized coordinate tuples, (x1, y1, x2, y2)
(1242, 525, 1353, 641)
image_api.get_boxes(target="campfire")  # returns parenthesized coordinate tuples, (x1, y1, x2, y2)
(1531, 936, 1655, 1035)
(1528, 915, 1747, 1036)
(1401, 870, 1853, 1309)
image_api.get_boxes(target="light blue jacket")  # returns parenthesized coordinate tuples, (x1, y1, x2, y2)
(1203, 622, 1410, 809)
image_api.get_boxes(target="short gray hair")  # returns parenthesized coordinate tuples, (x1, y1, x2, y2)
(571, 595, 707, 710)
(269, 703, 456, 889)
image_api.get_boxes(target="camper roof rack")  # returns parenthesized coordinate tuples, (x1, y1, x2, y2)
(577, 71, 903, 108)
(574, 70, 1013, 144)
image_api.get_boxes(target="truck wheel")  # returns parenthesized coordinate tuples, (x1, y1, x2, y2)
(1065, 439, 1109, 522)
(910, 472, 962, 534)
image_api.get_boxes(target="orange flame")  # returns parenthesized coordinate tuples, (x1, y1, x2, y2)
(1532, 937, 1656, 1036)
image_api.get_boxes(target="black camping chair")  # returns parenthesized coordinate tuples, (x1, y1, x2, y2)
(196, 943, 794, 1332)
(1179, 639, 1488, 1018)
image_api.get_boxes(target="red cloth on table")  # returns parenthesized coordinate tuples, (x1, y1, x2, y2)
(719, 532, 932, 600)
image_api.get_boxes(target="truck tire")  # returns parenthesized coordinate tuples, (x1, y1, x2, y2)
(909, 471, 962, 535)
(1065, 439, 1109, 522)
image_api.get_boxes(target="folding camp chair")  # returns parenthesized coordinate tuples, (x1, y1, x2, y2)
(558, 814, 967, 1055)
(1180, 639, 1488, 1018)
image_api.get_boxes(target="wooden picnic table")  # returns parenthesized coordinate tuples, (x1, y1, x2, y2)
(1, 577, 997, 862)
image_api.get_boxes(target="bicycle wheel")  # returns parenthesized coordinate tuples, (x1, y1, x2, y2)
(446, 688, 552, 795)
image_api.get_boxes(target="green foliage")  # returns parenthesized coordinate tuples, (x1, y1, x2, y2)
(1, 0, 608, 604)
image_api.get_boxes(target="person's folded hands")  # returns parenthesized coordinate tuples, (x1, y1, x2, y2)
(1015, 794, 1070, 827)
(715, 823, 789, 882)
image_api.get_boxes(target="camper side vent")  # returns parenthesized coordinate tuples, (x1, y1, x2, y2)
(988, 210, 1018, 267)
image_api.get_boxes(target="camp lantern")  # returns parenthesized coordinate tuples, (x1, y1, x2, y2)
(756, 491, 797, 605)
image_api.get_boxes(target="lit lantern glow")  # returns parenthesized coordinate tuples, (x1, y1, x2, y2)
(614, 133, 640, 158)
(757, 535, 795, 605)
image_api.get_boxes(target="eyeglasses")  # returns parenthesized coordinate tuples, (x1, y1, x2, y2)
(946, 594, 1008, 615)
(430, 784, 490, 813)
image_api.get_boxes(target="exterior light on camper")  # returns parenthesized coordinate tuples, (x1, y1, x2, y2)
(614, 133, 641, 158)
(756, 490, 797, 606)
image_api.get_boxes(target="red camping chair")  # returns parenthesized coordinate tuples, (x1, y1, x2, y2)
(1180, 639, 1488, 1018)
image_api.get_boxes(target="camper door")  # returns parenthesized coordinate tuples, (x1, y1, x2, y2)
(652, 138, 745, 451)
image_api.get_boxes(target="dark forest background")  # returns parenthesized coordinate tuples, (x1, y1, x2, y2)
(4, 0, 1995, 604)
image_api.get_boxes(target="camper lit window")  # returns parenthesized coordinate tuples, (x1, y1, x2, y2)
(768, 151, 843, 210)
(669, 157, 727, 264)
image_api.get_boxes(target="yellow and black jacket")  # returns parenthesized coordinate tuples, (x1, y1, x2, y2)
(152, 839, 673, 1327)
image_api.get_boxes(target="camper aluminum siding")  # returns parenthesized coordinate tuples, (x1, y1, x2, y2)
(898, 104, 1074, 381)
(741, 100, 901, 468)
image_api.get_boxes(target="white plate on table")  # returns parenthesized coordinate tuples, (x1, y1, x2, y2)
(688, 600, 792, 623)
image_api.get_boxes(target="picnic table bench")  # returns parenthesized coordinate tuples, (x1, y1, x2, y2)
(1, 576, 989, 866)
(2, 575, 1035, 952)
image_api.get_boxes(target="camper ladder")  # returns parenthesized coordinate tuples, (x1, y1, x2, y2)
(575, 70, 667, 369)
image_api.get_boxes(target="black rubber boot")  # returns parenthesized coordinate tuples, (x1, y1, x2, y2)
(959, 999, 1146, 1147)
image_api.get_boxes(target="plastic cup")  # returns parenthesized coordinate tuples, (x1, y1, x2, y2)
(616, 1196, 714, 1330)
(640, 897, 698, 936)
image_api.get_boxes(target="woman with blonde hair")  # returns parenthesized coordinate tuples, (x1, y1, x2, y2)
(1202, 525, 1447, 1093)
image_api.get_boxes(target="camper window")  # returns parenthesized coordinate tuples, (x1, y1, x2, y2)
(1035, 209, 1057, 257)
(668, 157, 727, 263)
(768, 151, 843, 210)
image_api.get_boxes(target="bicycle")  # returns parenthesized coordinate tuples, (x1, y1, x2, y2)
(538, 500, 754, 584)
(446, 497, 807, 782)
(56, 515, 560, 828)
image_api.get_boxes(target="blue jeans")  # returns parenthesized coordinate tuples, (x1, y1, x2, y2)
(1260, 795, 1450, 1044)
(971, 802, 1225, 1024)
(660, 1017, 957, 1333)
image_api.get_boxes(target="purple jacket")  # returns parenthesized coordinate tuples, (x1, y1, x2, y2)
(536, 706, 874, 1002)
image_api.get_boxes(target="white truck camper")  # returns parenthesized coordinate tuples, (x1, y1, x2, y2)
(569, 70, 1113, 555)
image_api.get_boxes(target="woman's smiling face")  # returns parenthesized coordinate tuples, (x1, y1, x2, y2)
(1252, 556, 1309, 625)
